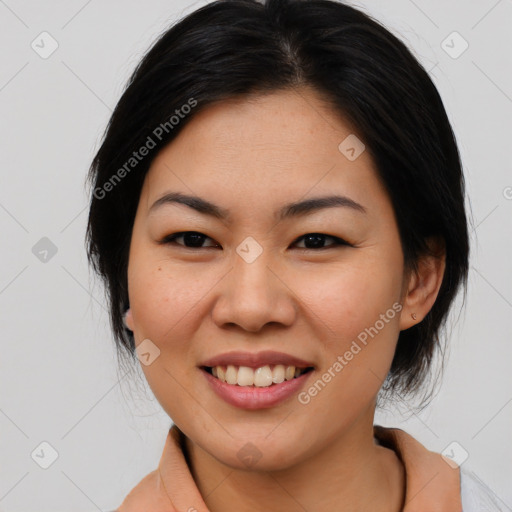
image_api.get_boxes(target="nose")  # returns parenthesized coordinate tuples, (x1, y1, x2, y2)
(211, 249, 297, 333)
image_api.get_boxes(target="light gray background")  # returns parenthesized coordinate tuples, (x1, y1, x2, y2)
(1, 0, 511, 510)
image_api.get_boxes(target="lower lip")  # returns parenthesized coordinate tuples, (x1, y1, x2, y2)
(201, 368, 313, 410)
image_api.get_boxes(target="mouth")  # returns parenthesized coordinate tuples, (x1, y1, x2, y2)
(201, 364, 315, 388)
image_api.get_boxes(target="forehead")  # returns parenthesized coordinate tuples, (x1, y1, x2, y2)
(154, 88, 361, 169)
(140, 88, 388, 220)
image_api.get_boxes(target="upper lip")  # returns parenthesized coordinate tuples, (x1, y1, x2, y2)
(199, 350, 315, 369)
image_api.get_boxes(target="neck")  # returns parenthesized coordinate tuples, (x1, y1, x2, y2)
(182, 409, 405, 512)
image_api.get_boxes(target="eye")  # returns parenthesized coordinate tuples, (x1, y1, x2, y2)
(160, 231, 351, 250)
(160, 231, 220, 249)
(291, 233, 351, 250)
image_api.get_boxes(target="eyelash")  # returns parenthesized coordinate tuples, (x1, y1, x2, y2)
(160, 231, 352, 250)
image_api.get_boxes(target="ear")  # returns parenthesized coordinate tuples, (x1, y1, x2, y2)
(123, 308, 134, 331)
(399, 238, 446, 331)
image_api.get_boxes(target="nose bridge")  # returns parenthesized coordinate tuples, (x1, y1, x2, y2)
(233, 243, 273, 296)
(211, 239, 295, 332)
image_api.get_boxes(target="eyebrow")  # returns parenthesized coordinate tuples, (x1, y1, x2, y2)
(149, 191, 366, 221)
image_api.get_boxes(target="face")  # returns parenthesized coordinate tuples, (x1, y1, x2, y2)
(126, 87, 410, 470)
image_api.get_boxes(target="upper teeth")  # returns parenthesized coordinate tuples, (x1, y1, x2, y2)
(210, 364, 307, 387)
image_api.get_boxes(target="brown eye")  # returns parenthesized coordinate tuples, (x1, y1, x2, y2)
(161, 231, 220, 249)
(292, 233, 351, 249)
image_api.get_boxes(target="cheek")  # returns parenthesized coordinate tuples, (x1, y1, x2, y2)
(294, 252, 403, 402)
(295, 253, 403, 343)
(127, 259, 215, 419)
(128, 257, 210, 343)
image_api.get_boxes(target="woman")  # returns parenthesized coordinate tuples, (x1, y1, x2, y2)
(86, 0, 503, 510)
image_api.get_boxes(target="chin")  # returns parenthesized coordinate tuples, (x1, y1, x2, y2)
(204, 431, 310, 472)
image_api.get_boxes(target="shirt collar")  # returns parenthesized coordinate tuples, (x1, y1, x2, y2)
(120, 423, 462, 511)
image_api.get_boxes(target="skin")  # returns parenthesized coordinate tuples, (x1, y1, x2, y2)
(124, 87, 446, 511)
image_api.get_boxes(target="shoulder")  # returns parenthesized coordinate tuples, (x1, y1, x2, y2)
(460, 469, 505, 512)
(116, 469, 173, 511)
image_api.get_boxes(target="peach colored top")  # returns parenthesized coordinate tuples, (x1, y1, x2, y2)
(117, 424, 463, 511)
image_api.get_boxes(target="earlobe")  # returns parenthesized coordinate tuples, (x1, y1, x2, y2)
(399, 239, 446, 331)
(123, 308, 134, 331)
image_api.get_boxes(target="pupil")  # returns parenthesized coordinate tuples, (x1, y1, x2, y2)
(305, 234, 325, 249)
(184, 232, 205, 247)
